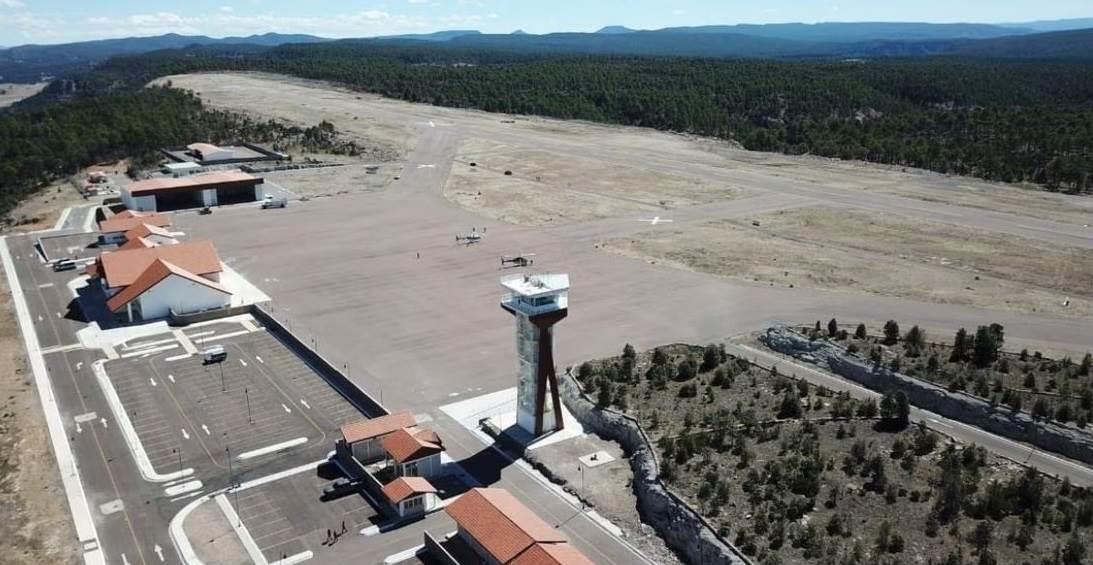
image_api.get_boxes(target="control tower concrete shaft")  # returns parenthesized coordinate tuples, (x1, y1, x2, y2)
(500, 273, 569, 436)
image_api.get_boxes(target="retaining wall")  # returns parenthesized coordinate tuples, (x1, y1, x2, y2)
(760, 326, 1093, 465)
(557, 372, 752, 565)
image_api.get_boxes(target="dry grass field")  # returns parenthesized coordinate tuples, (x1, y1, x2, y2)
(603, 207, 1092, 318)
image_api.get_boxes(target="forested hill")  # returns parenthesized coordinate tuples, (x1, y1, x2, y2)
(2, 41, 1091, 222)
(64, 42, 1092, 192)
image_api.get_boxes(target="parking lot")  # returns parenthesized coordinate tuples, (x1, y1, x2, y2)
(102, 322, 365, 476)
(227, 467, 379, 562)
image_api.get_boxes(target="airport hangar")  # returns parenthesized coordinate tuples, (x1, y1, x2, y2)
(122, 170, 265, 212)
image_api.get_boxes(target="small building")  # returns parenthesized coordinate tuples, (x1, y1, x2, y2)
(162, 162, 204, 177)
(338, 411, 417, 464)
(382, 427, 444, 479)
(187, 143, 233, 162)
(98, 212, 173, 245)
(118, 223, 179, 250)
(122, 171, 265, 212)
(381, 476, 438, 518)
(445, 488, 593, 565)
(88, 241, 230, 323)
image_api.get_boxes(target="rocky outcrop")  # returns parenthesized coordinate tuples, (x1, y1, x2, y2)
(558, 372, 751, 565)
(760, 326, 1093, 465)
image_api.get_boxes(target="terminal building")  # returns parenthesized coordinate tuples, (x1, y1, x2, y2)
(122, 171, 265, 212)
(86, 241, 231, 323)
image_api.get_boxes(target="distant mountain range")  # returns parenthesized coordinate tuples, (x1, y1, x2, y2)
(1, 19, 1092, 83)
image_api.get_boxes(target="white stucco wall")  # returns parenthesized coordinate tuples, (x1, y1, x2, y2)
(136, 274, 230, 320)
(201, 189, 218, 207)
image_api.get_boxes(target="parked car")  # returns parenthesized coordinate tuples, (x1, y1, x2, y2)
(52, 259, 76, 272)
(202, 346, 227, 364)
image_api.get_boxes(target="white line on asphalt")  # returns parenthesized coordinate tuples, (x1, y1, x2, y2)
(164, 480, 203, 497)
(100, 418, 108, 429)
(38, 282, 54, 288)
(75, 422, 82, 434)
(53, 206, 72, 231)
(201, 424, 211, 436)
(74, 412, 98, 423)
(120, 553, 130, 565)
(240, 359, 247, 367)
(165, 353, 190, 362)
(269, 551, 313, 565)
(56, 311, 62, 318)
(91, 360, 192, 483)
(300, 399, 310, 410)
(153, 544, 165, 562)
(281, 403, 292, 414)
(237, 437, 308, 461)
(255, 355, 263, 364)
(1, 235, 103, 564)
(180, 429, 190, 440)
(150, 377, 157, 387)
(37, 314, 42, 322)
(168, 490, 205, 504)
(168, 374, 175, 383)
(215, 494, 268, 565)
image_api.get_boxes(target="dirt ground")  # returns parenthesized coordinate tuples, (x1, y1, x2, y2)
(603, 207, 1092, 318)
(185, 498, 249, 565)
(532, 435, 682, 565)
(265, 162, 399, 198)
(0, 270, 80, 565)
(2, 179, 88, 233)
(159, 73, 1093, 232)
(0, 83, 47, 109)
(446, 138, 742, 225)
(155, 73, 416, 161)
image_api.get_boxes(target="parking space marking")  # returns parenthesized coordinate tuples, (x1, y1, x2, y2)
(238, 437, 308, 460)
(240, 359, 248, 367)
(181, 429, 190, 440)
(281, 403, 292, 414)
(300, 399, 310, 410)
(168, 374, 175, 383)
(202, 424, 211, 435)
(255, 355, 264, 364)
(149, 377, 157, 387)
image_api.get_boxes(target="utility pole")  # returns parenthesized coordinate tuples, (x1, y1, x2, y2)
(245, 388, 252, 424)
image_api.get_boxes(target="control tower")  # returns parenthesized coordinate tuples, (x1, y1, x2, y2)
(500, 273, 569, 436)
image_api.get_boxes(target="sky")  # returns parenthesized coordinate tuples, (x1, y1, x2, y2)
(0, 0, 1090, 46)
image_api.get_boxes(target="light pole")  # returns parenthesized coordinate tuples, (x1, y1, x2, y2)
(244, 388, 253, 424)
(578, 463, 585, 509)
(219, 362, 226, 392)
(173, 446, 183, 478)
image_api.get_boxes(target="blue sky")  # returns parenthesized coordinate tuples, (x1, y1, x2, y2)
(0, 1, 1090, 45)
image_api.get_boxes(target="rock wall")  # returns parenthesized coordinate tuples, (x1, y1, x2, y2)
(558, 372, 751, 565)
(760, 326, 1093, 465)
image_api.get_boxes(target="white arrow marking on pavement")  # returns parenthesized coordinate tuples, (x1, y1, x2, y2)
(100, 418, 108, 429)
(154, 545, 165, 562)
(181, 428, 190, 440)
(282, 403, 292, 414)
(300, 399, 311, 410)
(150, 377, 157, 387)
(240, 359, 247, 367)
(202, 424, 211, 436)
(255, 355, 263, 364)
(75, 422, 82, 434)
(75, 362, 83, 371)
(37, 315, 42, 322)
(168, 374, 175, 383)
(121, 553, 131, 565)
(428, 120, 435, 127)
(56, 312, 62, 318)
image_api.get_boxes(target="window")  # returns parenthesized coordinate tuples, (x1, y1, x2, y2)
(404, 461, 418, 477)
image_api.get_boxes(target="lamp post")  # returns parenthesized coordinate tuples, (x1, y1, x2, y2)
(244, 387, 252, 424)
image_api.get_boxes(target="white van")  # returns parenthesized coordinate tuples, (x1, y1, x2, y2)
(202, 346, 227, 364)
(52, 259, 77, 272)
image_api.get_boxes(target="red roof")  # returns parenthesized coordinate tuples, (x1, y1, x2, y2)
(99, 213, 172, 234)
(510, 543, 595, 565)
(124, 223, 174, 240)
(382, 427, 443, 464)
(106, 259, 229, 312)
(97, 241, 221, 289)
(381, 476, 436, 504)
(126, 171, 261, 196)
(340, 411, 416, 444)
(118, 236, 156, 251)
(446, 488, 566, 564)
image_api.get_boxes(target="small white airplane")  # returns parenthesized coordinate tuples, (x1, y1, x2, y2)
(639, 216, 673, 225)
